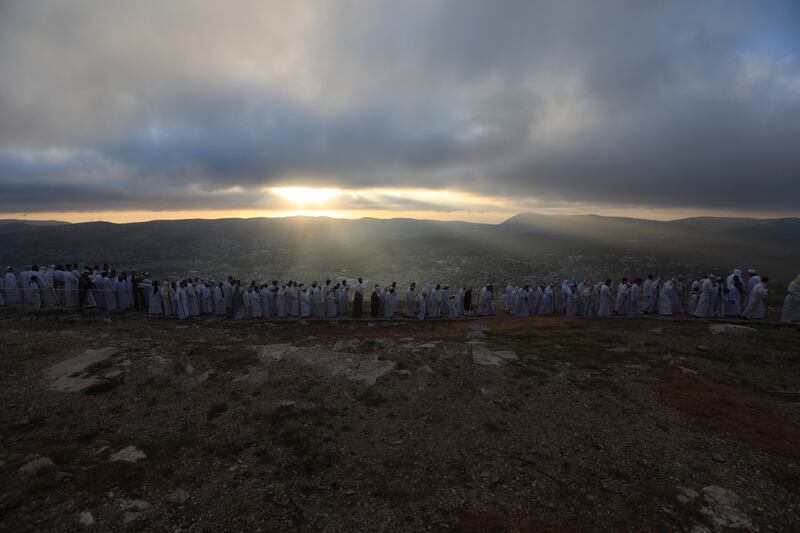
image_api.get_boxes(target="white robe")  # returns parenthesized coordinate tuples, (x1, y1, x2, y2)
(513, 289, 529, 317)
(161, 285, 174, 315)
(477, 288, 494, 316)
(250, 291, 262, 318)
(211, 286, 225, 316)
(148, 287, 163, 314)
(724, 279, 743, 316)
(300, 291, 311, 317)
(781, 281, 800, 323)
(659, 282, 674, 315)
(417, 296, 427, 320)
(597, 285, 611, 317)
(615, 284, 631, 315)
(176, 288, 190, 319)
(338, 286, 348, 315)
(28, 281, 42, 308)
(404, 289, 416, 317)
(642, 279, 655, 313)
(742, 283, 767, 319)
(693, 278, 714, 318)
(222, 282, 233, 309)
(538, 287, 555, 315)
(103, 277, 118, 311)
(3, 272, 20, 304)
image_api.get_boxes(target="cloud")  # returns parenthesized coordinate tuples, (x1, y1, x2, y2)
(0, 0, 798, 214)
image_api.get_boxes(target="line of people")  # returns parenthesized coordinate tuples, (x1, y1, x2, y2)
(2, 264, 798, 323)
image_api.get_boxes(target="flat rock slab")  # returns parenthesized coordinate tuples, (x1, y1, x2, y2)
(46, 346, 120, 393)
(471, 345, 502, 366)
(708, 324, 757, 336)
(18, 456, 55, 476)
(252, 345, 396, 385)
(109, 446, 147, 463)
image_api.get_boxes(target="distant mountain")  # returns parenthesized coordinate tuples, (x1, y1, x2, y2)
(0, 219, 70, 226)
(0, 213, 797, 285)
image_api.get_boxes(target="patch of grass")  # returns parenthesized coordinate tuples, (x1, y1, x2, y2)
(356, 389, 387, 407)
(207, 402, 228, 421)
(485, 328, 622, 368)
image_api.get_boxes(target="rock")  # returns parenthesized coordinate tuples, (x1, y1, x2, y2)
(465, 330, 486, 339)
(46, 346, 120, 393)
(79, 511, 95, 526)
(494, 350, 518, 360)
(120, 499, 151, 511)
(18, 456, 55, 476)
(394, 369, 411, 378)
(166, 489, 190, 504)
(696, 345, 711, 352)
(416, 343, 437, 349)
(678, 366, 698, 374)
(708, 324, 756, 336)
(418, 365, 435, 375)
(606, 346, 631, 353)
(109, 446, 147, 463)
(702, 485, 741, 507)
(123, 512, 143, 525)
(471, 345, 502, 366)
(700, 486, 752, 530)
(678, 487, 699, 500)
(649, 328, 664, 334)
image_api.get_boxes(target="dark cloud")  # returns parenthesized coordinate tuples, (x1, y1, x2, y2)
(0, 0, 798, 214)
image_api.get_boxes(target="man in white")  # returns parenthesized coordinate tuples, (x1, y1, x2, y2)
(614, 278, 630, 315)
(4, 267, 21, 304)
(456, 286, 465, 317)
(513, 285, 529, 317)
(693, 275, 714, 318)
(743, 269, 761, 310)
(642, 275, 655, 313)
(429, 285, 439, 318)
(338, 280, 349, 316)
(742, 277, 769, 319)
(597, 280, 612, 317)
(724, 270, 744, 316)
(659, 278, 674, 316)
(505, 283, 514, 314)
(404, 283, 416, 317)
(781, 274, 800, 323)
(223, 277, 234, 311)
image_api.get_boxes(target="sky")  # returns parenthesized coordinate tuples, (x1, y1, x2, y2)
(1, 0, 799, 224)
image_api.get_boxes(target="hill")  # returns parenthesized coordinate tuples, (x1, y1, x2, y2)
(0, 213, 797, 284)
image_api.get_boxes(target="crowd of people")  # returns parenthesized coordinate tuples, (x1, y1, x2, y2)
(1, 264, 799, 324)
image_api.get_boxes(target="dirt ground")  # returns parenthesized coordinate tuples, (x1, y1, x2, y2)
(1, 311, 799, 532)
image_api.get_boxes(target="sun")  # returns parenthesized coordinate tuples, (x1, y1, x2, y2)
(270, 187, 343, 206)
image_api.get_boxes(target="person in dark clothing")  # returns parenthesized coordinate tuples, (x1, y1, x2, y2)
(463, 287, 473, 315)
(370, 285, 381, 318)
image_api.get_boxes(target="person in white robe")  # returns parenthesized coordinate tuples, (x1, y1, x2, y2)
(560, 280, 571, 314)
(276, 285, 287, 317)
(538, 284, 555, 315)
(337, 280, 349, 316)
(742, 277, 768, 319)
(724, 270, 744, 316)
(614, 279, 631, 315)
(439, 286, 449, 318)
(579, 282, 593, 316)
(565, 285, 577, 316)
(477, 285, 495, 316)
(642, 275, 655, 314)
(198, 282, 212, 314)
(429, 285, 439, 318)
(688, 287, 700, 316)
(103, 274, 118, 311)
(148, 281, 163, 314)
(325, 285, 337, 318)
(504, 283, 514, 314)
(249, 288, 262, 318)
(527, 286, 539, 316)
(456, 286, 465, 317)
(209, 283, 223, 316)
(288, 283, 300, 317)
(223, 278, 234, 311)
(780, 274, 800, 323)
(300, 287, 311, 318)
(28, 277, 42, 308)
(417, 291, 427, 320)
(176, 282, 190, 319)
(160, 282, 174, 315)
(597, 281, 612, 317)
(658, 279, 675, 315)
(3, 268, 21, 304)
(743, 269, 761, 310)
(693, 275, 714, 318)
(187, 282, 200, 316)
(513, 286, 529, 317)
(385, 288, 397, 318)
(115, 276, 130, 309)
(404, 284, 417, 317)
(241, 289, 253, 320)
(258, 286, 270, 318)
(629, 280, 641, 316)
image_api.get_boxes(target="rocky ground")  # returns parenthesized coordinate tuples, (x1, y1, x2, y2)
(1, 311, 799, 532)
